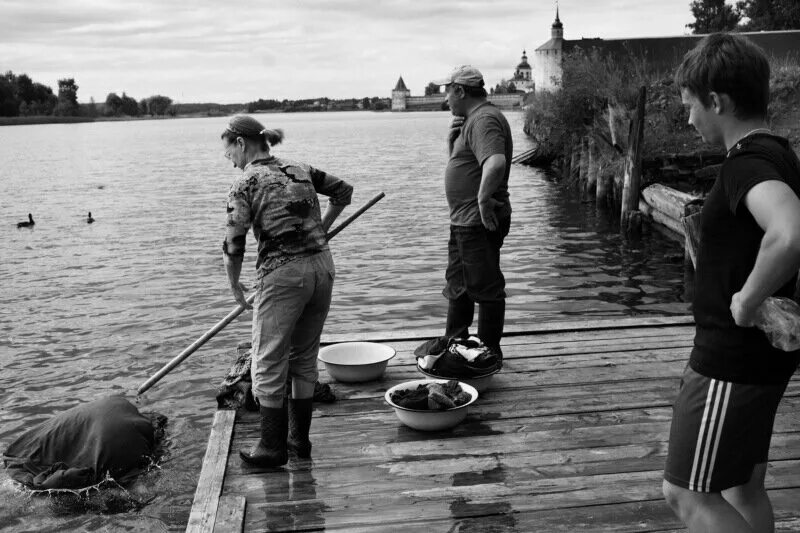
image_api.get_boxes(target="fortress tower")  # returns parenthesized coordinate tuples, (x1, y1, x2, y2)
(534, 8, 565, 92)
(391, 76, 410, 111)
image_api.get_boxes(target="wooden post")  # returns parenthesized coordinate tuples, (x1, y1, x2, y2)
(587, 137, 598, 199)
(579, 136, 590, 200)
(569, 135, 580, 183)
(621, 86, 646, 232)
(596, 165, 611, 207)
(561, 148, 572, 181)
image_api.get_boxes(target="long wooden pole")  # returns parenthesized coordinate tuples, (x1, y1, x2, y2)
(136, 192, 385, 395)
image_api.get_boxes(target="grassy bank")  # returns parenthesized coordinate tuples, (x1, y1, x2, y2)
(524, 49, 800, 161)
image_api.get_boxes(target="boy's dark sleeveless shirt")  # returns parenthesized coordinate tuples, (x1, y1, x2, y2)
(691, 133, 800, 384)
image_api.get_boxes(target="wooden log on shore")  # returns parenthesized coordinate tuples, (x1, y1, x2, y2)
(682, 200, 704, 269)
(640, 184, 702, 222)
(621, 87, 646, 228)
(682, 213, 702, 269)
(639, 198, 685, 236)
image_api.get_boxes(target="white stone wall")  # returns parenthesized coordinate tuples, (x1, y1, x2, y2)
(391, 90, 409, 111)
(534, 49, 562, 92)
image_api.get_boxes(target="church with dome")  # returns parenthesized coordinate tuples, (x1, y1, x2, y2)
(532, 7, 800, 93)
(510, 50, 534, 93)
(391, 7, 800, 110)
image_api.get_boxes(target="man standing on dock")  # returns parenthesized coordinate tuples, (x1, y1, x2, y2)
(662, 33, 800, 532)
(434, 65, 513, 359)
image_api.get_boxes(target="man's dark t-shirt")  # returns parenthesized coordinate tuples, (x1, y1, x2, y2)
(444, 102, 513, 226)
(691, 133, 800, 384)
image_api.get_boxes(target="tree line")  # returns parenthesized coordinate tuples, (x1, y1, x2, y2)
(688, 0, 800, 34)
(0, 71, 174, 118)
(245, 96, 391, 113)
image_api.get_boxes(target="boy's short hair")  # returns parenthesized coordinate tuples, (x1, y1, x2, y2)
(675, 32, 770, 120)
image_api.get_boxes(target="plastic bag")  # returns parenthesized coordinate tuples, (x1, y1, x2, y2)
(753, 296, 800, 352)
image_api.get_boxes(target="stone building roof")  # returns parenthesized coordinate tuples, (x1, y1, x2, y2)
(560, 30, 800, 73)
(536, 38, 563, 52)
(393, 76, 409, 92)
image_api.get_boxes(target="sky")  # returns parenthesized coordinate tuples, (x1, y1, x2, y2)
(0, 0, 703, 104)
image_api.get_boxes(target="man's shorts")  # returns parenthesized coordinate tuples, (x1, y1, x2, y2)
(664, 364, 790, 493)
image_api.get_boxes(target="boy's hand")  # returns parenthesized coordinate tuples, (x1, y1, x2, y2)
(730, 291, 757, 327)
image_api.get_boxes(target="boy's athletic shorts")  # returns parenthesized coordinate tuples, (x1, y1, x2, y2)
(664, 364, 789, 492)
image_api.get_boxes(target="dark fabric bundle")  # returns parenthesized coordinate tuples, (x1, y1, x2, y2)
(216, 342, 336, 410)
(2, 396, 164, 490)
(414, 336, 501, 378)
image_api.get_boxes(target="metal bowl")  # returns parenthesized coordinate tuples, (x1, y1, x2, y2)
(416, 364, 500, 393)
(384, 379, 479, 431)
(318, 342, 396, 382)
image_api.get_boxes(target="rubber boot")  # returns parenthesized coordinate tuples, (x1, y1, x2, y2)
(287, 398, 314, 458)
(445, 294, 474, 340)
(240, 404, 288, 467)
(478, 300, 505, 357)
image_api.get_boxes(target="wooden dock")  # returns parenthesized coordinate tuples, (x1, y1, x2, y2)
(186, 316, 800, 532)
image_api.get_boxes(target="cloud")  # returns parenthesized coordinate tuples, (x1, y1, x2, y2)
(0, 0, 696, 103)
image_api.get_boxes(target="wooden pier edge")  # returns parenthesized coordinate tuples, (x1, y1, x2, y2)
(186, 315, 696, 532)
(186, 409, 240, 533)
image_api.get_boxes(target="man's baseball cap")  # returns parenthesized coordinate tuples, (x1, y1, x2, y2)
(432, 65, 485, 87)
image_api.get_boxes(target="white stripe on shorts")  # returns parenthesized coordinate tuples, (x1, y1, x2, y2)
(689, 379, 732, 492)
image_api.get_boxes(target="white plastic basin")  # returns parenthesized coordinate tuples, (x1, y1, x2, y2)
(318, 342, 396, 382)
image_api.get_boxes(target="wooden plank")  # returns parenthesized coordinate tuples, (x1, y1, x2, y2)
(186, 409, 236, 533)
(323, 315, 694, 344)
(307, 370, 800, 415)
(317, 488, 800, 533)
(228, 404, 800, 475)
(240, 461, 800, 531)
(213, 495, 245, 533)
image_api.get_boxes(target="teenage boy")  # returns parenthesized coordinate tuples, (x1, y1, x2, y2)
(662, 33, 800, 532)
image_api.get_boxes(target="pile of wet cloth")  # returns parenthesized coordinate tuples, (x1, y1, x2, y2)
(216, 342, 336, 410)
(414, 336, 502, 379)
(2, 396, 166, 491)
(390, 380, 472, 410)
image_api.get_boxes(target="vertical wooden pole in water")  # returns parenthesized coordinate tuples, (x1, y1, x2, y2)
(621, 86, 646, 232)
(587, 137, 598, 199)
(579, 136, 590, 201)
(561, 146, 572, 181)
(570, 135, 580, 183)
(596, 165, 610, 207)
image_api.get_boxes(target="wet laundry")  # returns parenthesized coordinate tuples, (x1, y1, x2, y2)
(390, 380, 472, 410)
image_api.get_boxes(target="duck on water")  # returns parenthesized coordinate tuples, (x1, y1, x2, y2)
(17, 214, 34, 228)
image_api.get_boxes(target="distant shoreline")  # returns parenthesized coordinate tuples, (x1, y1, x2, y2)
(0, 112, 229, 127)
(0, 108, 398, 127)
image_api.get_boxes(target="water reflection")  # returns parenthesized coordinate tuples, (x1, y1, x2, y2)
(449, 461, 517, 532)
(255, 464, 327, 531)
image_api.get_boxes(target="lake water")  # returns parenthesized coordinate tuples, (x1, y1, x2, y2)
(0, 110, 689, 531)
